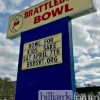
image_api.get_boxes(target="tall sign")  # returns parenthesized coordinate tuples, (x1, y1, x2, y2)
(15, 18, 75, 100)
(7, 0, 96, 39)
(6, 0, 96, 100)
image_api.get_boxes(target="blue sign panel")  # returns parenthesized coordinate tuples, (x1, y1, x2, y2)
(15, 17, 75, 100)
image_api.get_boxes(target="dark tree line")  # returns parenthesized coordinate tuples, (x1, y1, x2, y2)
(0, 77, 15, 100)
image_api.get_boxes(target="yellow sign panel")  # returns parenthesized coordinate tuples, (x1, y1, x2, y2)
(7, 0, 96, 39)
(22, 33, 62, 70)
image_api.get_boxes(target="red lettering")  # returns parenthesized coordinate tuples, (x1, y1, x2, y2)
(51, 6, 63, 17)
(49, 1, 54, 8)
(33, 3, 73, 24)
(34, 8, 39, 15)
(29, 10, 33, 17)
(65, 4, 73, 12)
(59, 0, 65, 4)
(24, 12, 28, 18)
(44, 3, 48, 10)
(42, 12, 51, 20)
(39, 5, 43, 12)
(54, 0, 59, 6)
(34, 16, 41, 24)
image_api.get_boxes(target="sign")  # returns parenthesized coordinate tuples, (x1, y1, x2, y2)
(7, 0, 96, 39)
(22, 33, 62, 70)
(15, 18, 75, 100)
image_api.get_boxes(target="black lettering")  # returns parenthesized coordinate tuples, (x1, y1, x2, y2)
(47, 57, 50, 64)
(44, 43, 56, 50)
(44, 37, 53, 44)
(30, 61, 32, 67)
(54, 56, 58, 62)
(50, 48, 60, 56)
(56, 48, 60, 55)
(50, 57, 53, 63)
(33, 61, 35, 66)
(28, 41, 40, 49)
(27, 62, 30, 68)
(38, 59, 42, 65)
(36, 60, 39, 66)
(27, 48, 37, 55)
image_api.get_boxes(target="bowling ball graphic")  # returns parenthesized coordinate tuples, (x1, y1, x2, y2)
(9, 14, 23, 33)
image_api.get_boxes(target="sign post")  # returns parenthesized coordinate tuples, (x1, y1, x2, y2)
(16, 17, 75, 100)
(6, 0, 96, 100)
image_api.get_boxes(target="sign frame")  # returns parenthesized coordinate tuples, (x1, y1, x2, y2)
(22, 33, 63, 70)
(7, 0, 96, 39)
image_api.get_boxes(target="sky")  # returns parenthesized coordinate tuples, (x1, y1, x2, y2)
(0, 0, 100, 87)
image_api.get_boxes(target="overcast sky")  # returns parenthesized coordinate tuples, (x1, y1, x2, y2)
(0, 0, 100, 87)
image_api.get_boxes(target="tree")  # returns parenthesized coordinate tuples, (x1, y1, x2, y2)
(0, 77, 16, 100)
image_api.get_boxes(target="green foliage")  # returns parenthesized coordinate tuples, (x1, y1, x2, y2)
(0, 77, 15, 100)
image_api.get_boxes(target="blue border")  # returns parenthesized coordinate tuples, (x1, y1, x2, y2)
(15, 17, 75, 100)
